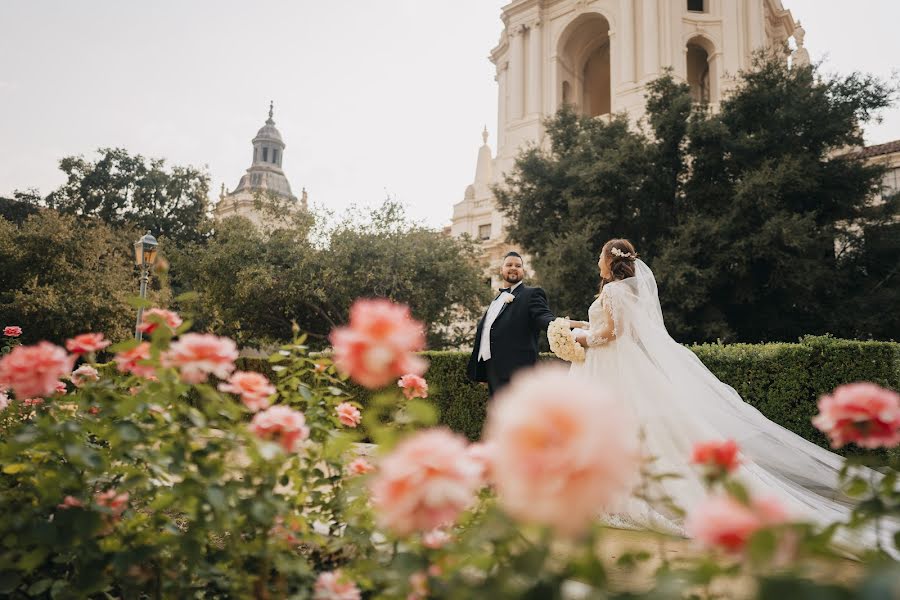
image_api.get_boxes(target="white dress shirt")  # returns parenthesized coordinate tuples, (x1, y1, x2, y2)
(478, 281, 523, 362)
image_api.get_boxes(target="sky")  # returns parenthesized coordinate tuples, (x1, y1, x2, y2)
(1, 0, 898, 229)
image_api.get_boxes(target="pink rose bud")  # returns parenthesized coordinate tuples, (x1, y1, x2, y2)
(812, 383, 900, 449)
(335, 402, 362, 428)
(65, 333, 111, 355)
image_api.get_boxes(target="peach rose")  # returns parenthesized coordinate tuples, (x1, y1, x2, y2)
(3, 326, 22, 337)
(422, 528, 452, 549)
(58, 495, 84, 509)
(250, 405, 310, 453)
(398, 374, 429, 400)
(812, 383, 900, 449)
(336, 402, 362, 428)
(691, 439, 741, 475)
(465, 441, 496, 485)
(0, 342, 75, 398)
(686, 494, 788, 554)
(70, 365, 100, 388)
(95, 489, 129, 518)
(114, 343, 156, 379)
(218, 371, 276, 412)
(166, 333, 238, 384)
(369, 428, 482, 536)
(65, 333, 111, 355)
(329, 299, 426, 389)
(347, 457, 375, 476)
(137, 308, 183, 335)
(313, 570, 361, 600)
(483, 365, 640, 536)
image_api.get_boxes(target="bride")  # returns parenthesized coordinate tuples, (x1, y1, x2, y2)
(566, 238, 895, 554)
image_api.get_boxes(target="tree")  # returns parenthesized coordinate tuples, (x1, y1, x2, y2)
(172, 201, 488, 349)
(495, 56, 897, 342)
(45, 147, 211, 247)
(0, 211, 141, 343)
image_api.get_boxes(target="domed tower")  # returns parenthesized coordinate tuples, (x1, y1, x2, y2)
(214, 102, 308, 227)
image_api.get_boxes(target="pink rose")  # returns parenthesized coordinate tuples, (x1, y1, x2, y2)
(0, 342, 75, 398)
(336, 402, 362, 428)
(691, 439, 741, 475)
(137, 308, 183, 335)
(65, 333, 111, 355)
(58, 495, 84, 509)
(329, 299, 426, 389)
(71, 365, 100, 388)
(54, 380, 68, 395)
(347, 457, 375, 476)
(422, 528, 452, 549)
(218, 371, 276, 412)
(3, 326, 23, 337)
(483, 366, 640, 536)
(408, 571, 428, 600)
(369, 428, 482, 536)
(686, 494, 788, 554)
(114, 343, 156, 379)
(250, 405, 310, 453)
(812, 383, 900, 449)
(22, 397, 44, 407)
(465, 441, 496, 485)
(95, 489, 129, 518)
(398, 373, 429, 400)
(165, 333, 238, 384)
(313, 570, 361, 600)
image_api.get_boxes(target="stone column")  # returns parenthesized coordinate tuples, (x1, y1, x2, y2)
(746, 0, 763, 57)
(641, 0, 659, 78)
(509, 25, 525, 120)
(618, 0, 635, 85)
(496, 61, 508, 152)
(527, 21, 542, 115)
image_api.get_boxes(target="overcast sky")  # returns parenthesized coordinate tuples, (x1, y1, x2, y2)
(1, 0, 898, 229)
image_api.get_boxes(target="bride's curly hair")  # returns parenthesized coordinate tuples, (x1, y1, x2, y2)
(600, 238, 639, 289)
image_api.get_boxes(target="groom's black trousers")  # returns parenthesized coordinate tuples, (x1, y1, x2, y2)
(483, 360, 511, 397)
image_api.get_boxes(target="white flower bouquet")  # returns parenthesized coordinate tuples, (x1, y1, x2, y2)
(548, 318, 585, 363)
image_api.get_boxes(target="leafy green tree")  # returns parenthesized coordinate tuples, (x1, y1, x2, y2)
(44, 147, 211, 247)
(172, 201, 488, 349)
(496, 56, 897, 342)
(0, 211, 139, 343)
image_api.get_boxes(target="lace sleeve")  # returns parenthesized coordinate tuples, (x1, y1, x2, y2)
(586, 288, 618, 347)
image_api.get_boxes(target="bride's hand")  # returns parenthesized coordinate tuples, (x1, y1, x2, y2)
(575, 334, 588, 348)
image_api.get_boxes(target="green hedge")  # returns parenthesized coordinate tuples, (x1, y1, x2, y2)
(238, 336, 900, 454)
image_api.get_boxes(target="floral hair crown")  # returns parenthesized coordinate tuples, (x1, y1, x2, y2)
(610, 247, 637, 260)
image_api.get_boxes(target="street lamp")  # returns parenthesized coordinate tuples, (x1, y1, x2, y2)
(133, 231, 159, 340)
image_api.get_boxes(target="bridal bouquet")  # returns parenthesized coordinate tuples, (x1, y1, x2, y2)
(548, 317, 585, 363)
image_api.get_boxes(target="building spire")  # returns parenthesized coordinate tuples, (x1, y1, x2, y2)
(267, 100, 275, 124)
(482, 125, 489, 145)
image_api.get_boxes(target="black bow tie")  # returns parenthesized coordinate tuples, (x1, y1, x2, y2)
(499, 287, 512, 294)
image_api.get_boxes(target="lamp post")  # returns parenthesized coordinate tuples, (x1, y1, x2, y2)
(133, 231, 159, 340)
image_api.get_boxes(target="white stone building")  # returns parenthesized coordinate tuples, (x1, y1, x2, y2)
(213, 102, 307, 228)
(450, 0, 802, 285)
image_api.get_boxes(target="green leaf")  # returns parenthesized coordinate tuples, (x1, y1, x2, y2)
(206, 486, 227, 512)
(2, 463, 28, 474)
(27, 578, 53, 595)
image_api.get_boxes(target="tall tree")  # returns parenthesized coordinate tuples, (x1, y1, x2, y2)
(495, 56, 897, 342)
(0, 211, 140, 343)
(45, 147, 211, 247)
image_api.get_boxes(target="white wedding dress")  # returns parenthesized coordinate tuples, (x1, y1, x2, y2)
(569, 259, 895, 555)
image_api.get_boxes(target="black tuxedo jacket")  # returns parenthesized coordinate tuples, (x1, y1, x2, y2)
(466, 284, 555, 383)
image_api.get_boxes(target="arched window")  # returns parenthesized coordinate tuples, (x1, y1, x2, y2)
(686, 42, 711, 104)
(262, 147, 269, 162)
(558, 13, 611, 117)
(272, 149, 279, 164)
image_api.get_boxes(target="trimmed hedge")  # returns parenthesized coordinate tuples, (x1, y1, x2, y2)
(238, 336, 900, 454)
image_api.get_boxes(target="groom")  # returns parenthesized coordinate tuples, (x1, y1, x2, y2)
(467, 251, 556, 396)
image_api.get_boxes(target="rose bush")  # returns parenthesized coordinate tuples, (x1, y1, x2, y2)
(0, 304, 899, 598)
